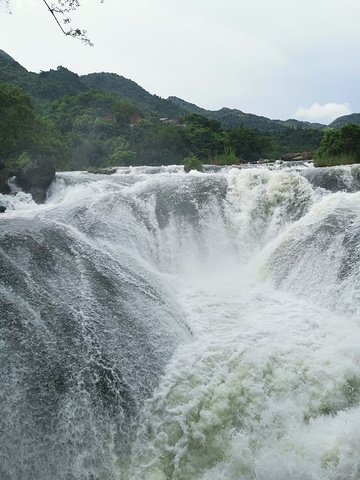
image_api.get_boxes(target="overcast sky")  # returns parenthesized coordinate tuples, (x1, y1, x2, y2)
(1, 0, 359, 124)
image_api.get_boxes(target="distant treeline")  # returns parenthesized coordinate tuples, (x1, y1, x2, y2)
(0, 81, 329, 171)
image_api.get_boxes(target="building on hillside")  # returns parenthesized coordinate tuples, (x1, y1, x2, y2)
(160, 117, 181, 125)
(129, 112, 142, 125)
(104, 113, 116, 123)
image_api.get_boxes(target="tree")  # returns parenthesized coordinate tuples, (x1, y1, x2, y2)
(183, 113, 226, 161)
(0, 82, 35, 159)
(339, 123, 360, 156)
(130, 119, 186, 165)
(2, 0, 104, 45)
(267, 128, 324, 159)
(314, 123, 360, 166)
(105, 144, 135, 167)
(228, 124, 271, 162)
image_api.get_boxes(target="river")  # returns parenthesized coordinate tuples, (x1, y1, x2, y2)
(1, 162, 360, 479)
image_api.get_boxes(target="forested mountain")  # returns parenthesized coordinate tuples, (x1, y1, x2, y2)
(168, 96, 326, 132)
(329, 113, 360, 130)
(0, 50, 182, 118)
(82, 73, 184, 118)
(0, 50, 37, 89)
(3, 49, 358, 174)
(0, 49, 326, 131)
(0, 50, 87, 111)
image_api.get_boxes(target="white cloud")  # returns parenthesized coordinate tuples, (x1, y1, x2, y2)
(294, 103, 352, 124)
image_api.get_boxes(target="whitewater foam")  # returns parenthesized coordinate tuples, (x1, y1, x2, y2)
(1, 164, 360, 479)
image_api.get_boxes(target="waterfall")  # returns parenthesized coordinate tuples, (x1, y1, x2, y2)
(1, 163, 360, 479)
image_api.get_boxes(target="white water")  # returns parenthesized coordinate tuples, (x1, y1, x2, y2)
(1, 163, 360, 479)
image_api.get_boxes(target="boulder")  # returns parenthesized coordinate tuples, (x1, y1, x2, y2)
(281, 151, 313, 161)
(15, 155, 56, 203)
(0, 158, 11, 195)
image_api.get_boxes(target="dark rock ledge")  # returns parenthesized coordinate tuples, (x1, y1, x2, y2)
(0, 156, 56, 204)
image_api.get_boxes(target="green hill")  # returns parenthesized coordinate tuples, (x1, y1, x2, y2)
(0, 49, 37, 90)
(0, 50, 330, 172)
(0, 50, 87, 111)
(1, 49, 356, 136)
(81, 73, 184, 117)
(328, 113, 360, 130)
(0, 50, 183, 117)
(168, 96, 326, 132)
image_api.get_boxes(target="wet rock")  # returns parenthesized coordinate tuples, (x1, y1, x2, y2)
(0, 156, 56, 203)
(281, 151, 313, 161)
(0, 205, 6, 213)
(0, 158, 11, 195)
(87, 166, 117, 175)
(15, 156, 56, 203)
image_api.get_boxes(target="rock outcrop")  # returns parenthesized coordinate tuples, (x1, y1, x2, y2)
(0, 158, 11, 195)
(0, 156, 56, 203)
(281, 151, 313, 161)
(87, 166, 117, 175)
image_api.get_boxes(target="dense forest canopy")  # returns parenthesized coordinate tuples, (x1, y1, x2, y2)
(0, 51, 359, 171)
(0, 83, 34, 158)
(0, 80, 326, 171)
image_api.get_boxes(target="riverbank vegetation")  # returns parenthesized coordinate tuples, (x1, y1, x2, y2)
(0, 79, 327, 172)
(1, 76, 359, 173)
(313, 124, 360, 167)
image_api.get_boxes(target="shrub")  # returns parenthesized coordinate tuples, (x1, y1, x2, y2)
(183, 154, 203, 172)
(314, 123, 360, 166)
(211, 147, 240, 165)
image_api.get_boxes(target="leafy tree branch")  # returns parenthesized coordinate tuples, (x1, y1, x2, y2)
(1, 0, 104, 45)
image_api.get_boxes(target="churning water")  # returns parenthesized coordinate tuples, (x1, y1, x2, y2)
(1, 162, 360, 479)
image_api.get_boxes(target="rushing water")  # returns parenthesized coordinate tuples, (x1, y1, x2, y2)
(1, 162, 360, 479)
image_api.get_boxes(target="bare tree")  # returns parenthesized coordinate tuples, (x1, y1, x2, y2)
(2, 0, 103, 45)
